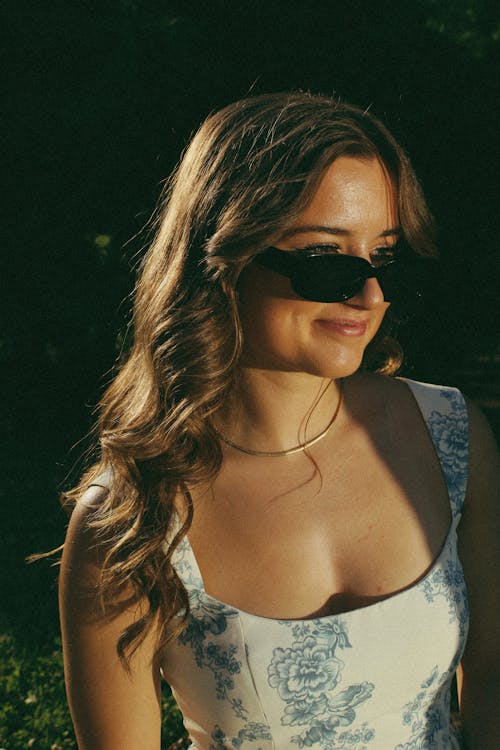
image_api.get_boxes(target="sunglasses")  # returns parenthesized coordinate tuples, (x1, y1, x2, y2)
(254, 245, 435, 306)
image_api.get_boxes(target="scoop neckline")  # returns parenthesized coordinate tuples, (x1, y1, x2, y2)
(180, 517, 457, 624)
(175, 378, 465, 624)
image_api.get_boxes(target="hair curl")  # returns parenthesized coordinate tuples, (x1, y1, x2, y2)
(63, 92, 436, 664)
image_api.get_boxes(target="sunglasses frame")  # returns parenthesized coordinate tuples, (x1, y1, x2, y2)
(254, 245, 402, 303)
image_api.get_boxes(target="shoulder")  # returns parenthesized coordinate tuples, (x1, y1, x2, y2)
(347, 372, 465, 418)
(396, 376, 465, 411)
(347, 374, 469, 476)
(68, 468, 114, 531)
(348, 371, 460, 397)
(77, 468, 113, 507)
(62, 472, 116, 586)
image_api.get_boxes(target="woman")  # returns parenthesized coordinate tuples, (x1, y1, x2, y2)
(59, 92, 500, 749)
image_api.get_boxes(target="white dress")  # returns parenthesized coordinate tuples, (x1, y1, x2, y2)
(160, 380, 468, 749)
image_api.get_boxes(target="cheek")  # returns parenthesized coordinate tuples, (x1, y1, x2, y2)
(373, 303, 391, 332)
(237, 263, 296, 306)
(240, 296, 307, 353)
(237, 270, 314, 364)
(237, 265, 300, 338)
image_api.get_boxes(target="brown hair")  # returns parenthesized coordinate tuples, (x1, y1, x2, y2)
(64, 92, 436, 663)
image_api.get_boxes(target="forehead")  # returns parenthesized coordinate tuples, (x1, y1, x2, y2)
(296, 156, 398, 232)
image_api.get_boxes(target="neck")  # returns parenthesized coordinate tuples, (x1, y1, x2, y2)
(216, 369, 343, 455)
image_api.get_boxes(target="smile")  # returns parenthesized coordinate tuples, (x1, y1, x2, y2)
(315, 319, 368, 337)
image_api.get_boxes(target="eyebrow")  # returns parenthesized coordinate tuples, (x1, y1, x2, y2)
(281, 224, 401, 239)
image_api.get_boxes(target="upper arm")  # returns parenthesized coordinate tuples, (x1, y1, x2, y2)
(59, 485, 162, 750)
(457, 400, 500, 689)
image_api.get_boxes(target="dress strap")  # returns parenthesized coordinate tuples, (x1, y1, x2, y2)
(88, 466, 115, 490)
(400, 379, 469, 519)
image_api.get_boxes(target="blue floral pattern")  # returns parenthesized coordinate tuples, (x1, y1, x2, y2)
(418, 557, 469, 640)
(395, 666, 457, 749)
(426, 388, 468, 516)
(416, 387, 469, 639)
(268, 619, 374, 748)
(209, 722, 272, 749)
(176, 539, 249, 719)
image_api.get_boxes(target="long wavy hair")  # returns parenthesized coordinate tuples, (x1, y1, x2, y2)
(63, 92, 436, 664)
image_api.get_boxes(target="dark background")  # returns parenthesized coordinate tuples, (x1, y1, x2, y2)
(2, 0, 499, 644)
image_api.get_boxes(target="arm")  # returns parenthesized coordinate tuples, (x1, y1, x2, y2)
(457, 400, 500, 748)
(59, 485, 162, 750)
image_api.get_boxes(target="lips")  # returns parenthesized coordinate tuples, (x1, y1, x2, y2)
(315, 318, 369, 337)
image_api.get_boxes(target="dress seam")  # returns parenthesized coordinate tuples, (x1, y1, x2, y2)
(237, 614, 276, 750)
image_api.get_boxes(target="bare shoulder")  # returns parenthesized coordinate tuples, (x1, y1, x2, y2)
(77, 480, 110, 508)
(64, 468, 117, 556)
(73, 470, 113, 513)
(63, 482, 110, 580)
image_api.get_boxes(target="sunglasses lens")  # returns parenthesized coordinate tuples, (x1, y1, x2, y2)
(291, 255, 368, 302)
(384, 257, 436, 304)
(376, 262, 400, 302)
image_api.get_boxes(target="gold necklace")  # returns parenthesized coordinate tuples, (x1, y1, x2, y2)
(215, 379, 343, 457)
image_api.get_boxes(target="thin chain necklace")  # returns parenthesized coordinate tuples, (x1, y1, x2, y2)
(215, 379, 343, 457)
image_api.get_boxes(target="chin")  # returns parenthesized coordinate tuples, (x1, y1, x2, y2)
(306, 351, 366, 380)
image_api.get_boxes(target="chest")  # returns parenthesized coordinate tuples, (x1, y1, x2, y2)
(185, 406, 452, 619)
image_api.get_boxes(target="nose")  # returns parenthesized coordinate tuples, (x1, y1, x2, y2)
(347, 277, 386, 309)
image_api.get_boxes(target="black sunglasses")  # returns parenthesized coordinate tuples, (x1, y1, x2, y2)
(254, 245, 435, 306)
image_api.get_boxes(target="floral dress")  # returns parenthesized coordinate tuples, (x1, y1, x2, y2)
(160, 380, 469, 749)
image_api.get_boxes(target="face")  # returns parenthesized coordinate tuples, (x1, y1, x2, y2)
(237, 156, 399, 379)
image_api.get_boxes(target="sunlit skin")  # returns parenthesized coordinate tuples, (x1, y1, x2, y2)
(227, 156, 396, 451)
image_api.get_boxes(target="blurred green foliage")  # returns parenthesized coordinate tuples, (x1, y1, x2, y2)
(0, 635, 75, 750)
(0, 634, 186, 750)
(420, 0, 500, 57)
